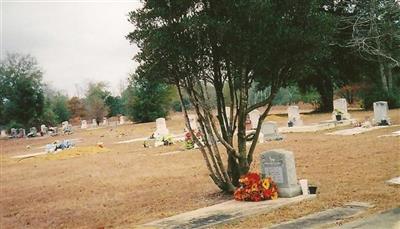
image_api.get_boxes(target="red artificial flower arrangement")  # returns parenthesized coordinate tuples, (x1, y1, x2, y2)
(234, 172, 278, 202)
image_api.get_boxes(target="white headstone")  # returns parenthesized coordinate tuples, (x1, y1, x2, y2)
(1, 130, 7, 137)
(11, 128, 17, 138)
(92, 119, 98, 127)
(188, 114, 198, 131)
(154, 118, 169, 138)
(119, 116, 125, 125)
(249, 110, 261, 129)
(288, 106, 303, 126)
(40, 124, 47, 134)
(225, 107, 231, 120)
(373, 101, 390, 125)
(102, 117, 108, 126)
(261, 121, 282, 141)
(332, 98, 351, 120)
(81, 120, 88, 129)
(260, 149, 301, 197)
(61, 121, 69, 129)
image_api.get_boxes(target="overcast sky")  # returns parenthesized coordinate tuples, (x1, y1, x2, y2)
(1, 0, 142, 97)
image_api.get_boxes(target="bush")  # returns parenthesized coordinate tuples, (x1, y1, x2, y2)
(171, 98, 191, 112)
(360, 86, 400, 109)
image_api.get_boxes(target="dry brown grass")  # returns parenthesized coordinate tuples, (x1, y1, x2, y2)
(0, 108, 399, 228)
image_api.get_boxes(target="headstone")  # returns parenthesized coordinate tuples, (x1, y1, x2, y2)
(288, 106, 303, 126)
(119, 116, 125, 125)
(62, 121, 69, 129)
(92, 119, 98, 127)
(18, 128, 26, 138)
(373, 101, 390, 125)
(1, 129, 7, 137)
(187, 114, 198, 131)
(225, 107, 231, 120)
(11, 128, 17, 138)
(154, 118, 169, 138)
(102, 117, 108, 126)
(261, 121, 282, 141)
(40, 124, 47, 134)
(249, 110, 261, 129)
(260, 149, 301, 197)
(332, 98, 351, 120)
(81, 120, 88, 129)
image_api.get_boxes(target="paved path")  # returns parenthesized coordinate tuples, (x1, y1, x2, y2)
(332, 208, 400, 229)
(142, 195, 316, 229)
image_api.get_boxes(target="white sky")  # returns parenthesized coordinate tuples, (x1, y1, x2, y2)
(1, 0, 142, 97)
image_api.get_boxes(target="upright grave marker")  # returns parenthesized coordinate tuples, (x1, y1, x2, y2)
(40, 124, 48, 134)
(260, 121, 282, 141)
(249, 110, 261, 129)
(102, 117, 108, 126)
(287, 106, 303, 127)
(187, 114, 198, 131)
(119, 116, 125, 125)
(332, 98, 351, 120)
(81, 120, 88, 129)
(260, 149, 301, 197)
(92, 119, 98, 127)
(1, 130, 7, 137)
(154, 118, 169, 138)
(373, 101, 390, 125)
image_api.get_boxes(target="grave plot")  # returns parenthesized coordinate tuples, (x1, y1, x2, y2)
(325, 126, 389, 136)
(143, 195, 316, 229)
(267, 202, 372, 229)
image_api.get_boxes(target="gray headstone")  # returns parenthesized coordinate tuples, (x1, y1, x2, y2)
(11, 128, 17, 137)
(260, 149, 301, 197)
(92, 119, 98, 127)
(261, 121, 282, 141)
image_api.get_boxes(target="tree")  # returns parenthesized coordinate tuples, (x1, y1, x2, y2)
(51, 93, 71, 123)
(334, 0, 400, 92)
(105, 95, 123, 117)
(128, 0, 328, 192)
(68, 96, 86, 118)
(85, 82, 109, 123)
(123, 73, 173, 122)
(0, 53, 45, 128)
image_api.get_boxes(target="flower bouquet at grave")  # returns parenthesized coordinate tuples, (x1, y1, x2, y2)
(234, 172, 278, 202)
(184, 131, 202, 150)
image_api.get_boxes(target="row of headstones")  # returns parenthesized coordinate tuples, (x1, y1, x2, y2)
(1, 124, 61, 138)
(288, 99, 391, 127)
(80, 116, 127, 129)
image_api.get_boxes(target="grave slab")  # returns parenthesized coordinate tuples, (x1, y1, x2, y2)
(326, 126, 388, 136)
(386, 176, 400, 185)
(331, 208, 400, 229)
(267, 202, 372, 229)
(142, 195, 315, 229)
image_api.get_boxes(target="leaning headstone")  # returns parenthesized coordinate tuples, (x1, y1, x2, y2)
(261, 121, 282, 141)
(260, 149, 301, 197)
(119, 116, 125, 125)
(288, 106, 303, 127)
(154, 118, 169, 138)
(332, 98, 351, 120)
(92, 119, 98, 127)
(373, 101, 390, 125)
(249, 110, 261, 129)
(1, 130, 7, 137)
(81, 120, 88, 129)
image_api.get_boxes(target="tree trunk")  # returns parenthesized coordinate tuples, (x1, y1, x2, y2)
(316, 78, 333, 112)
(379, 58, 389, 93)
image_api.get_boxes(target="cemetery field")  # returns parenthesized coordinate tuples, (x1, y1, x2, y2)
(1, 109, 399, 228)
